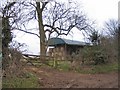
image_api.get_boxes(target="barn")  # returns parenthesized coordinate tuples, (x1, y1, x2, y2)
(47, 38, 90, 60)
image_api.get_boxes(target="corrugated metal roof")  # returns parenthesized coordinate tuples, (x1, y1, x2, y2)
(48, 38, 89, 46)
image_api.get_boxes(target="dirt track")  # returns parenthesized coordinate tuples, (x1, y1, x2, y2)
(25, 66, 118, 88)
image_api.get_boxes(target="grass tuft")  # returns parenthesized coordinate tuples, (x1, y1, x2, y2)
(76, 62, 118, 74)
(3, 72, 40, 88)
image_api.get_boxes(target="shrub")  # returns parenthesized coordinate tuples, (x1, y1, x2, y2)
(99, 36, 118, 63)
(92, 50, 106, 65)
(81, 46, 107, 65)
(3, 48, 23, 77)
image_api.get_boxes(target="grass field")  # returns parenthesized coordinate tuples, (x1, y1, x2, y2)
(3, 72, 40, 88)
(77, 62, 118, 74)
(46, 60, 118, 74)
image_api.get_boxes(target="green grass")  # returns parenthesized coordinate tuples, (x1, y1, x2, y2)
(93, 63, 118, 73)
(25, 59, 118, 74)
(77, 62, 118, 74)
(47, 60, 71, 71)
(57, 61, 71, 71)
(3, 72, 40, 88)
(47, 60, 118, 74)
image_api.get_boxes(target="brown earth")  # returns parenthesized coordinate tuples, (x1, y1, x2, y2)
(25, 65, 118, 88)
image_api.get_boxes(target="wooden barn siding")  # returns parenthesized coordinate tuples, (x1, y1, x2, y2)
(48, 45, 84, 60)
(48, 45, 67, 60)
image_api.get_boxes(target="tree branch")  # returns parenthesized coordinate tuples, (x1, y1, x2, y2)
(41, 2, 49, 11)
(13, 28, 40, 38)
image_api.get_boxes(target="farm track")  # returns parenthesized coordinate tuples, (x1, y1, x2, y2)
(25, 65, 118, 88)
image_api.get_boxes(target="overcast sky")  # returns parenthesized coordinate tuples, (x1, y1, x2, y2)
(13, 0, 119, 55)
(82, 0, 118, 26)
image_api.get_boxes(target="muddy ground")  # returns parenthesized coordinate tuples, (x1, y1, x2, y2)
(25, 65, 118, 88)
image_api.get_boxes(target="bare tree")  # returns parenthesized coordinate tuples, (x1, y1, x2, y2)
(102, 19, 118, 62)
(0, 1, 30, 71)
(88, 30, 100, 45)
(1, 2, 16, 48)
(104, 19, 118, 37)
(103, 19, 118, 52)
(34, 0, 92, 57)
(1, 0, 93, 58)
(0, 2, 17, 70)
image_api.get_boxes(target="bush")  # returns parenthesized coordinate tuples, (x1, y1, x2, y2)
(92, 50, 106, 65)
(3, 48, 23, 77)
(81, 46, 107, 65)
(100, 36, 118, 63)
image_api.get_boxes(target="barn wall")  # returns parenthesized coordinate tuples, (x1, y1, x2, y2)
(48, 45, 84, 60)
(48, 45, 67, 60)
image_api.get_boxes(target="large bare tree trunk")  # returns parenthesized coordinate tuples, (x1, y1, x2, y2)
(36, 2, 46, 59)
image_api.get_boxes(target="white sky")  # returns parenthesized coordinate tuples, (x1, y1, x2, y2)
(13, 0, 119, 55)
(81, 0, 118, 27)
